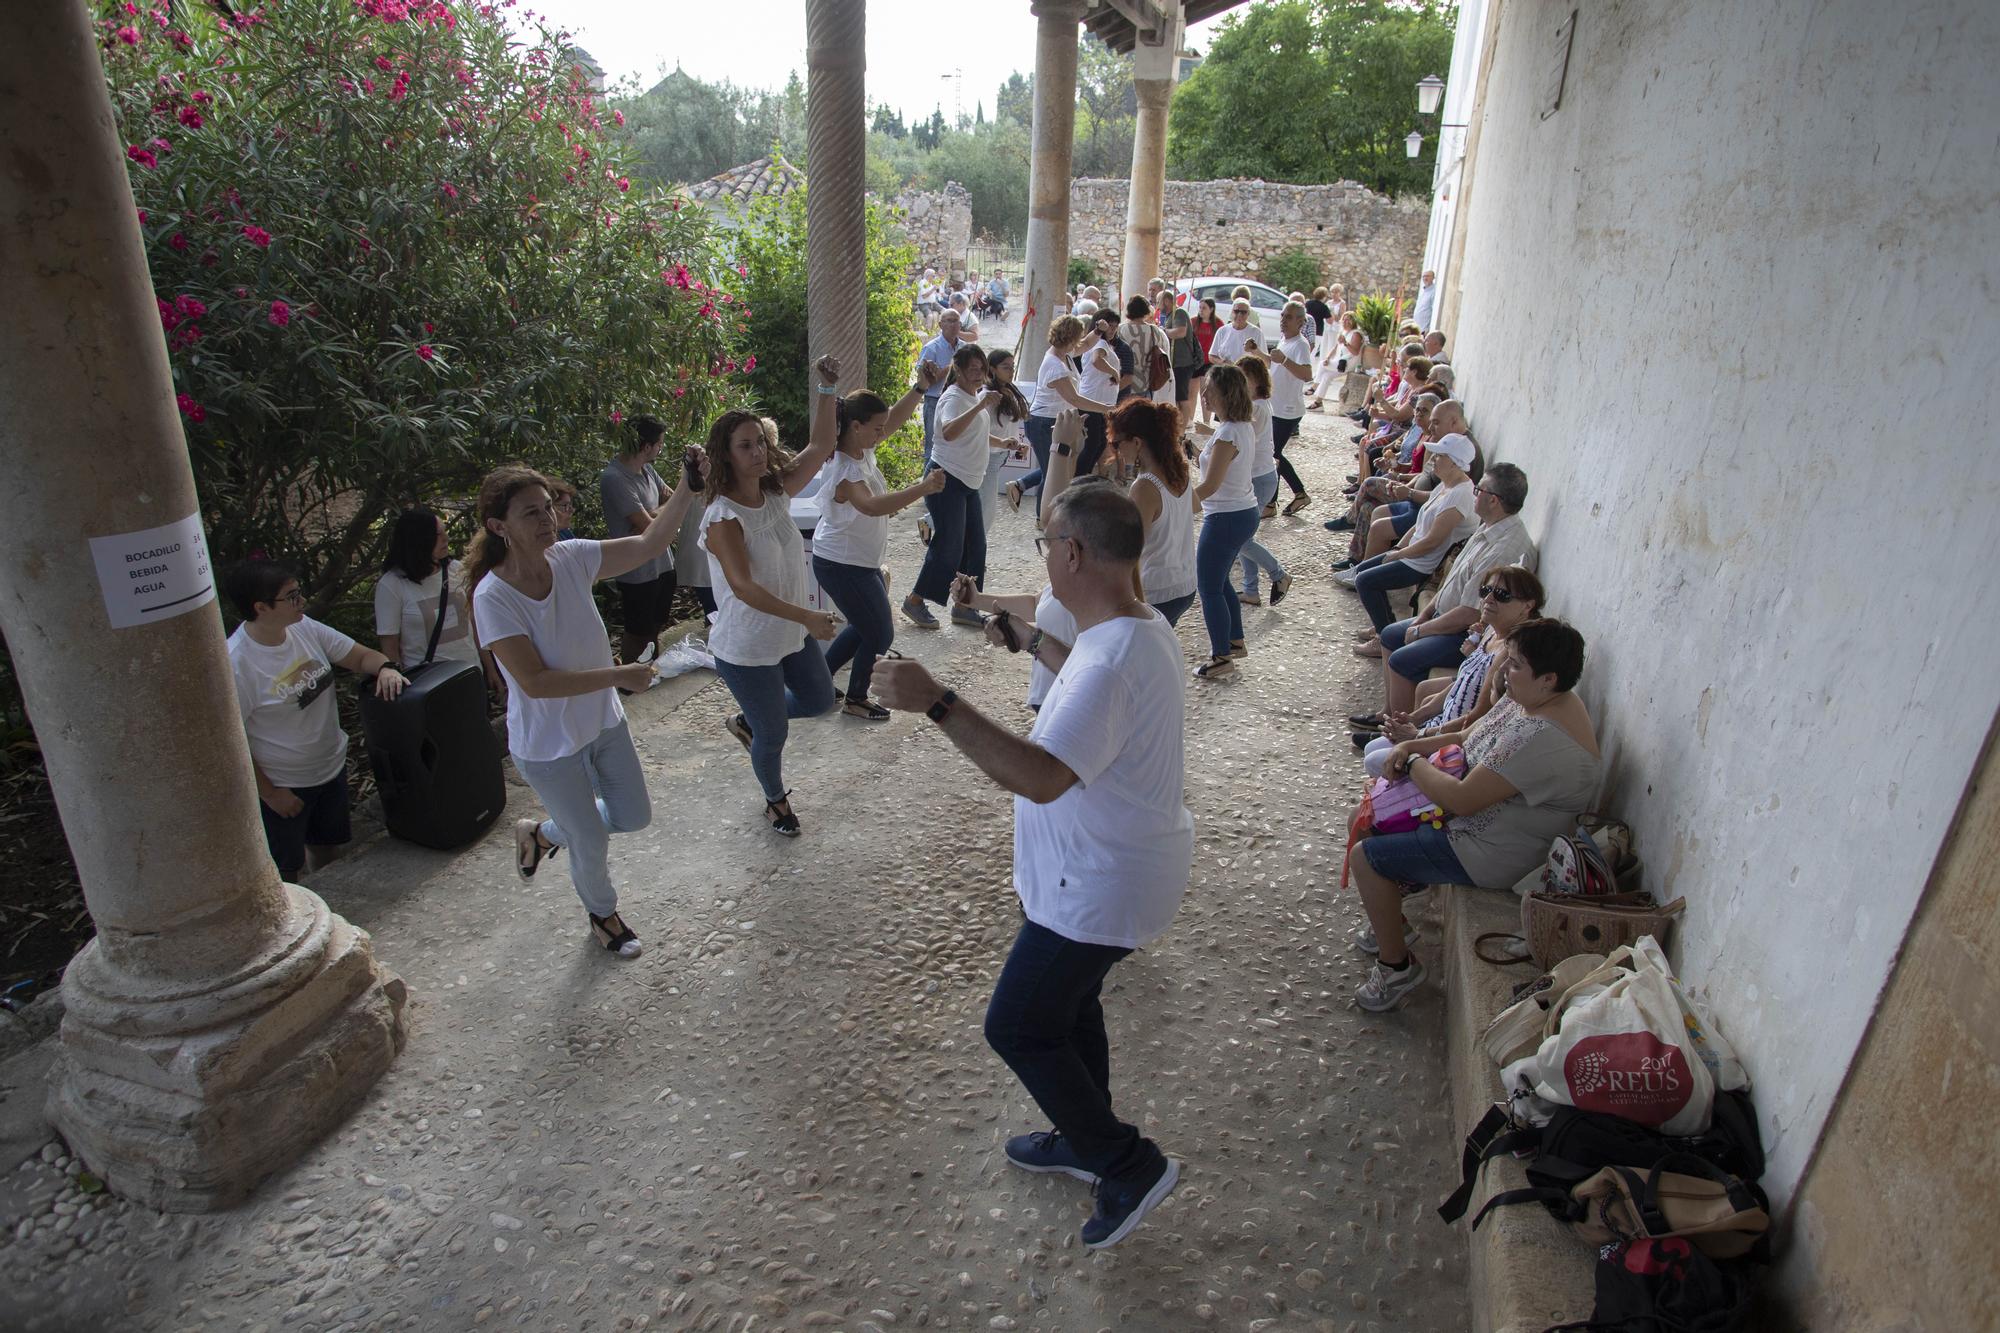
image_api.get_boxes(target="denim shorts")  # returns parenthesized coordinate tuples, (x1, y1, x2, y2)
(1360, 824, 1470, 886)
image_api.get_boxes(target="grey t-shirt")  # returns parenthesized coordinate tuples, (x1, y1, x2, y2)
(1446, 697, 1602, 888)
(599, 459, 672, 584)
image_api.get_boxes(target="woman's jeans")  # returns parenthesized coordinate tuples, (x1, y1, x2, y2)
(1196, 505, 1261, 657)
(1237, 471, 1288, 595)
(513, 719, 651, 918)
(1381, 616, 1468, 680)
(984, 919, 1162, 1187)
(714, 644, 837, 802)
(1151, 592, 1195, 627)
(914, 470, 987, 604)
(1351, 554, 1430, 632)
(813, 556, 894, 701)
(1272, 414, 1304, 495)
(1019, 415, 1055, 514)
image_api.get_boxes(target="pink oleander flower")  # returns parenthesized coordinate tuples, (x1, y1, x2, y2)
(137, 208, 148, 224)
(416, 344, 435, 361)
(179, 106, 204, 128)
(126, 145, 157, 169)
(375, 56, 393, 71)
(361, 77, 376, 94)
(168, 232, 189, 251)
(176, 393, 206, 423)
(736, 263, 748, 278)
(742, 355, 756, 372)
(423, 322, 434, 333)
(609, 409, 623, 424)
(117, 25, 140, 45)
(613, 109, 625, 126)
(389, 71, 410, 101)
(149, 137, 172, 154)
(191, 89, 212, 104)
(173, 294, 207, 320)
(440, 181, 459, 199)
(158, 298, 179, 329)
(268, 299, 291, 327)
(241, 224, 272, 248)
(616, 177, 630, 193)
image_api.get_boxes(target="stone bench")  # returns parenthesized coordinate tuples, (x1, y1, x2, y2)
(1438, 884, 1597, 1332)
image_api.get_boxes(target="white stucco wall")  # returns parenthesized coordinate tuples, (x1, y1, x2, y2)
(1444, 0, 2000, 1204)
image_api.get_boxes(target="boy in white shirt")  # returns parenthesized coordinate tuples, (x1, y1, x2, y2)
(225, 560, 407, 879)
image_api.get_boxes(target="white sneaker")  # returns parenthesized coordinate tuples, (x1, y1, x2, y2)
(1355, 957, 1427, 1012)
(1353, 921, 1421, 954)
(1334, 569, 1360, 588)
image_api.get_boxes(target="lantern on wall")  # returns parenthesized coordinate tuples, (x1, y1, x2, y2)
(1416, 74, 1446, 115)
(1405, 131, 1424, 159)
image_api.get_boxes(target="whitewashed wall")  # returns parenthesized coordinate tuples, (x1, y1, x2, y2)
(1445, 0, 2000, 1203)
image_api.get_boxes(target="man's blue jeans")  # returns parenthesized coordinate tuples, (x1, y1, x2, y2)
(984, 919, 1163, 1187)
(1352, 554, 1428, 632)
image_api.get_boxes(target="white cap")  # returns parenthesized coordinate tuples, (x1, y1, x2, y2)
(1430, 432, 1476, 469)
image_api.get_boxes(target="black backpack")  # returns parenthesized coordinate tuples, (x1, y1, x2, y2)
(1549, 1237, 1753, 1333)
(1439, 1089, 1765, 1227)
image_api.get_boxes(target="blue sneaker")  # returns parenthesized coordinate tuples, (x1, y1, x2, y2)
(1081, 1154, 1180, 1250)
(1004, 1130, 1096, 1183)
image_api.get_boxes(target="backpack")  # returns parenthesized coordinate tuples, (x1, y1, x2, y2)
(1146, 325, 1172, 392)
(1494, 1153, 1770, 1260)
(1438, 1090, 1766, 1232)
(1550, 1237, 1753, 1333)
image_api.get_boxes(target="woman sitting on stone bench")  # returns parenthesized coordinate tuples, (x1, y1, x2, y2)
(1346, 617, 1601, 1014)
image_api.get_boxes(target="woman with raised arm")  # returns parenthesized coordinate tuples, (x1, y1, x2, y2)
(702, 357, 846, 836)
(1190, 363, 1261, 680)
(815, 370, 948, 720)
(1007, 316, 1116, 518)
(472, 443, 705, 960)
(904, 343, 998, 632)
(1108, 399, 1197, 626)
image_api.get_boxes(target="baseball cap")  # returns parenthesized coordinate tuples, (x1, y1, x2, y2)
(1430, 432, 1476, 469)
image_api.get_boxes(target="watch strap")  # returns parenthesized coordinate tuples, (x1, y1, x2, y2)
(926, 688, 957, 723)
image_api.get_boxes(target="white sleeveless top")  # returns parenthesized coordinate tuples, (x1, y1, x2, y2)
(1132, 472, 1197, 603)
(700, 491, 809, 666)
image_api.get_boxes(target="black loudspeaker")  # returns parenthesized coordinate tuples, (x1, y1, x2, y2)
(358, 658, 504, 850)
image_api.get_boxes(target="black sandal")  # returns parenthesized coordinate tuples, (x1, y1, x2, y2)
(765, 791, 801, 837)
(514, 818, 558, 880)
(588, 910, 642, 958)
(841, 698, 890, 721)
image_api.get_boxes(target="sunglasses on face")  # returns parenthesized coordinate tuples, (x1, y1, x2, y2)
(1478, 584, 1518, 603)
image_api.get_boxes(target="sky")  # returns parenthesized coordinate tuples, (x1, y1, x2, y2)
(517, 0, 1235, 124)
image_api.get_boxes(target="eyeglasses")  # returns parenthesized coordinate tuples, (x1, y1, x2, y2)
(1034, 534, 1077, 559)
(1478, 584, 1518, 603)
(274, 589, 305, 605)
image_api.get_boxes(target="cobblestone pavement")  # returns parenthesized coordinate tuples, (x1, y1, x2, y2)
(0, 409, 1470, 1332)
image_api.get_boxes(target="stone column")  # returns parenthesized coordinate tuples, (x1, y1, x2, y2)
(0, 0, 404, 1212)
(805, 0, 868, 392)
(1021, 0, 1085, 370)
(1121, 5, 1183, 309)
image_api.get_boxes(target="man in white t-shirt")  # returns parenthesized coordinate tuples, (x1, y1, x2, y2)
(224, 559, 408, 880)
(875, 481, 1191, 1252)
(1413, 269, 1437, 332)
(1205, 299, 1260, 364)
(1335, 431, 1480, 632)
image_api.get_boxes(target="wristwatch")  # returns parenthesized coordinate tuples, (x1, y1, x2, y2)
(927, 688, 957, 723)
(1026, 627, 1045, 659)
(1056, 442, 1073, 457)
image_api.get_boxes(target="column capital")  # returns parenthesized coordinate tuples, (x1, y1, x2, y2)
(1029, 0, 1087, 22)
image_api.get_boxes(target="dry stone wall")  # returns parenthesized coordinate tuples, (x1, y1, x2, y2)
(886, 182, 973, 276)
(1067, 177, 1429, 297)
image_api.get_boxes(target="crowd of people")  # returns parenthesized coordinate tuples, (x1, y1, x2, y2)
(218, 260, 1599, 1251)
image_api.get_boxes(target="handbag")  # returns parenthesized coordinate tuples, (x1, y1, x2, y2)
(1365, 744, 1467, 833)
(1146, 326, 1172, 393)
(1524, 891, 1686, 970)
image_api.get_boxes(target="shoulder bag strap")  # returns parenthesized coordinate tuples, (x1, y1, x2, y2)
(422, 559, 450, 667)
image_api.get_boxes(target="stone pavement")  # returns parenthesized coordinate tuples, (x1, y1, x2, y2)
(0, 410, 1471, 1332)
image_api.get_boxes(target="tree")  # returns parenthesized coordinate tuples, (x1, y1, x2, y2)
(871, 102, 907, 138)
(1073, 35, 1137, 178)
(98, 0, 749, 614)
(995, 72, 1033, 128)
(1168, 0, 1457, 195)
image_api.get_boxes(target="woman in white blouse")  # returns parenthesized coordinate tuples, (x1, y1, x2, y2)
(1007, 315, 1116, 519)
(904, 344, 1000, 631)
(1190, 363, 1262, 680)
(702, 356, 845, 836)
(1108, 398, 1197, 626)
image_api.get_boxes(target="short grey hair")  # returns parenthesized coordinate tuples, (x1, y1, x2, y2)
(1414, 393, 1442, 415)
(1483, 463, 1529, 513)
(1048, 477, 1142, 563)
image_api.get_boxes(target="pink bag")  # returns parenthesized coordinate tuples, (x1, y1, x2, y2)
(1366, 745, 1467, 833)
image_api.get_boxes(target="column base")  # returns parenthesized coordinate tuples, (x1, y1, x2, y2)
(44, 883, 406, 1212)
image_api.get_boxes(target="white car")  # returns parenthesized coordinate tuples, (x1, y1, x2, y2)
(1173, 276, 1292, 347)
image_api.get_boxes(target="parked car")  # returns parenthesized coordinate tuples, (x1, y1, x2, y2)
(1173, 276, 1291, 345)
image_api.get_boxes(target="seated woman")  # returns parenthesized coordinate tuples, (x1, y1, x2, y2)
(1346, 618, 1601, 1013)
(1353, 565, 1545, 763)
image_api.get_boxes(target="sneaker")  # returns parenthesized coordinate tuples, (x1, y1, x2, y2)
(1081, 1155, 1180, 1250)
(1354, 921, 1422, 955)
(949, 605, 987, 629)
(1355, 957, 1428, 1012)
(1334, 569, 1360, 588)
(1269, 575, 1293, 606)
(901, 595, 939, 629)
(1282, 493, 1313, 517)
(1323, 515, 1354, 532)
(1004, 1130, 1096, 1183)
(1237, 590, 1262, 607)
(724, 713, 754, 753)
(1194, 655, 1236, 681)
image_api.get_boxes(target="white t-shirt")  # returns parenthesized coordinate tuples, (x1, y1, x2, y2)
(1248, 400, 1277, 478)
(1076, 340, 1119, 409)
(812, 450, 890, 568)
(229, 617, 357, 789)
(701, 492, 810, 667)
(373, 561, 479, 670)
(1401, 479, 1480, 575)
(1208, 321, 1258, 364)
(1028, 584, 1078, 708)
(1132, 473, 1197, 603)
(1017, 610, 1194, 949)
(1199, 420, 1260, 514)
(1271, 335, 1312, 417)
(1029, 348, 1077, 418)
(473, 541, 623, 763)
(933, 385, 995, 487)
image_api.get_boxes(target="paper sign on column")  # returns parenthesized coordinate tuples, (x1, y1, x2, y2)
(88, 511, 217, 629)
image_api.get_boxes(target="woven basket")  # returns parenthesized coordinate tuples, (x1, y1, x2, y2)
(1523, 891, 1685, 969)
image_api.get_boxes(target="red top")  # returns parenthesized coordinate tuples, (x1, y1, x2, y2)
(1193, 318, 1222, 358)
